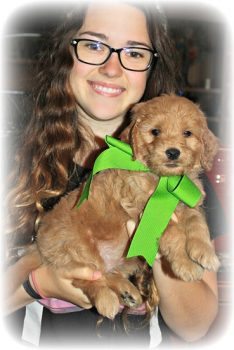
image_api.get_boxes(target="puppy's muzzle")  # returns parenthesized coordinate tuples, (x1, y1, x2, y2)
(165, 148, 181, 160)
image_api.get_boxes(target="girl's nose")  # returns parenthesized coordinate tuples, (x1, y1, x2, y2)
(98, 53, 123, 77)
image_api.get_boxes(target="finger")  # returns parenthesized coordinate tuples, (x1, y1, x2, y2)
(73, 291, 92, 308)
(155, 252, 162, 262)
(126, 220, 136, 237)
(81, 303, 93, 309)
(127, 303, 146, 315)
(69, 290, 93, 309)
(171, 212, 178, 223)
(59, 279, 93, 308)
(64, 266, 102, 281)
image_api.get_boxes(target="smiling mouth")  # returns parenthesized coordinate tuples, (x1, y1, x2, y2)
(88, 81, 125, 97)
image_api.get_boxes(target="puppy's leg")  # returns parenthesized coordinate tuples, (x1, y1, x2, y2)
(106, 274, 143, 309)
(73, 277, 120, 320)
(110, 277, 143, 308)
(106, 257, 159, 310)
(159, 222, 204, 281)
(185, 208, 220, 272)
(101, 257, 142, 308)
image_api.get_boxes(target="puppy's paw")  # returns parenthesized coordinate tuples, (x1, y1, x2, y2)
(171, 257, 204, 282)
(119, 281, 143, 308)
(187, 240, 220, 272)
(95, 287, 120, 319)
(120, 290, 142, 308)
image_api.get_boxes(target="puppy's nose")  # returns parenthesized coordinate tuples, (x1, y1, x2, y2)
(166, 148, 181, 160)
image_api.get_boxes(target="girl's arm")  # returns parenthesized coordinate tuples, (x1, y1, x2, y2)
(5, 262, 102, 315)
(153, 256, 218, 342)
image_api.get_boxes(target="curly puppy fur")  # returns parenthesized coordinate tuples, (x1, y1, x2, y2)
(19, 94, 220, 319)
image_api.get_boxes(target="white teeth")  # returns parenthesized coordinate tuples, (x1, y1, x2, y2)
(93, 84, 121, 94)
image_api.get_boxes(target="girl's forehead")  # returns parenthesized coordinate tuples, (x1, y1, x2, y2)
(78, 2, 151, 46)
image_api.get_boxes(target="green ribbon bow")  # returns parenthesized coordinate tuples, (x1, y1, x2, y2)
(77, 136, 202, 266)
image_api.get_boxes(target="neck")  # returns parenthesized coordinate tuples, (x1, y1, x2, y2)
(77, 108, 126, 139)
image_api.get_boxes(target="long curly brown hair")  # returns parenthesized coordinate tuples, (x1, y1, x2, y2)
(6, 1, 181, 251)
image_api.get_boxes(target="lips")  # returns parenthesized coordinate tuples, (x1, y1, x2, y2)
(88, 80, 125, 97)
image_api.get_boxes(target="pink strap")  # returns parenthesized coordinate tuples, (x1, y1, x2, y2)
(39, 298, 81, 313)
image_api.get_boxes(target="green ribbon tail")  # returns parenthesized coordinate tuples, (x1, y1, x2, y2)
(127, 176, 202, 266)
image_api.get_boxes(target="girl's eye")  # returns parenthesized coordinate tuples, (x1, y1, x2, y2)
(124, 48, 146, 60)
(183, 130, 192, 137)
(87, 43, 103, 51)
(151, 129, 160, 136)
(128, 51, 144, 59)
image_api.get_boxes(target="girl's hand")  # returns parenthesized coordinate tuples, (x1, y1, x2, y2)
(33, 264, 102, 309)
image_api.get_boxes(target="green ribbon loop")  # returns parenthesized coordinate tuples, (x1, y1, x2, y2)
(167, 175, 201, 207)
(77, 136, 202, 266)
(77, 136, 149, 206)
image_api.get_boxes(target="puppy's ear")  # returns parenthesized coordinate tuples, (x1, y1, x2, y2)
(120, 118, 141, 160)
(120, 102, 144, 143)
(120, 119, 136, 143)
(120, 101, 147, 161)
(201, 128, 219, 171)
(130, 120, 142, 161)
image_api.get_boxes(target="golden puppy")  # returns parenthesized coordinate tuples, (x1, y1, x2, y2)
(122, 94, 220, 281)
(17, 95, 220, 319)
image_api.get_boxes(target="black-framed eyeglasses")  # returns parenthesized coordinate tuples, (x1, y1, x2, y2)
(70, 39, 159, 72)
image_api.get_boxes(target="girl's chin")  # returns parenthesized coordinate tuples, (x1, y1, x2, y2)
(78, 101, 127, 122)
(89, 109, 126, 122)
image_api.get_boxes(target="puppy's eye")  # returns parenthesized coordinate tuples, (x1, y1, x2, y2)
(151, 129, 160, 136)
(183, 130, 192, 137)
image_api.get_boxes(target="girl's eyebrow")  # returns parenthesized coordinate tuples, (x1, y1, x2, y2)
(78, 31, 108, 40)
(126, 40, 152, 49)
(78, 31, 152, 49)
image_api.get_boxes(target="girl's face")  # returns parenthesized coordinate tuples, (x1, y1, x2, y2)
(69, 2, 152, 128)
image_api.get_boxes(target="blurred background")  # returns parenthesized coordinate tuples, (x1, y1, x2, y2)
(1, 1, 232, 347)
